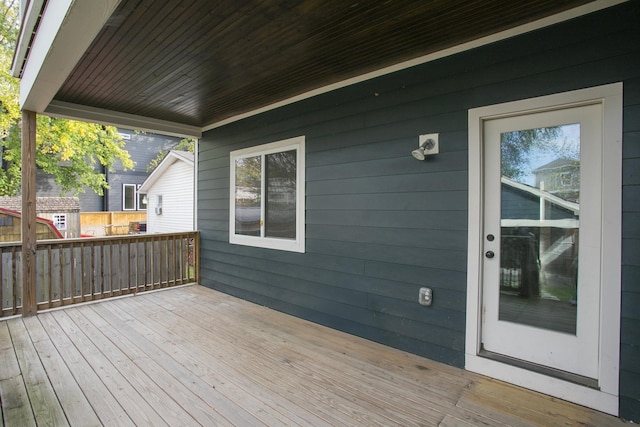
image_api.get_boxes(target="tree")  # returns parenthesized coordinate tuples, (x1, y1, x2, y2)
(500, 127, 562, 180)
(146, 137, 195, 173)
(0, 0, 133, 197)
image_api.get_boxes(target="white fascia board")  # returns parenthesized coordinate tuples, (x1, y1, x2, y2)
(19, 0, 121, 113)
(202, 0, 628, 131)
(46, 101, 202, 138)
(11, 0, 45, 77)
(138, 151, 193, 192)
(138, 157, 175, 193)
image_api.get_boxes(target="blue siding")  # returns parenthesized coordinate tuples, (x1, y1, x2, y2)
(198, 3, 640, 419)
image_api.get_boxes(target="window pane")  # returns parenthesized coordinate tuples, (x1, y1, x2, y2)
(53, 214, 67, 230)
(138, 192, 147, 210)
(265, 150, 296, 238)
(123, 185, 136, 210)
(235, 156, 261, 236)
(499, 124, 580, 334)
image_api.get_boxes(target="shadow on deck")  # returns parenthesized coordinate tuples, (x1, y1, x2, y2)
(0, 285, 627, 426)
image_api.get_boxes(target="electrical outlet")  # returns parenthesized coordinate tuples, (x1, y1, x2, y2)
(418, 287, 433, 306)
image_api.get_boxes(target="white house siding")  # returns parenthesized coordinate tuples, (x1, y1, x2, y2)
(146, 160, 194, 233)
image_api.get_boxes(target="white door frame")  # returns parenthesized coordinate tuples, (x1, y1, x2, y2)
(465, 83, 623, 415)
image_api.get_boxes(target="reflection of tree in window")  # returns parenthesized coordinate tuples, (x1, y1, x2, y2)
(265, 150, 296, 239)
(501, 127, 562, 180)
(235, 156, 261, 236)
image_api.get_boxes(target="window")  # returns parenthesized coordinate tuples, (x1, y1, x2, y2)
(123, 184, 146, 210)
(52, 214, 67, 231)
(138, 188, 147, 211)
(230, 136, 305, 252)
(155, 195, 163, 215)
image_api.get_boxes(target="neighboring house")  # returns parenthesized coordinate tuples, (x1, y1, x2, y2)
(0, 197, 80, 238)
(138, 150, 195, 233)
(0, 208, 63, 242)
(12, 1, 640, 421)
(533, 158, 580, 203)
(35, 129, 183, 212)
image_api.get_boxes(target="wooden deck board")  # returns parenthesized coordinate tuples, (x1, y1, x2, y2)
(0, 285, 628, 426)
(6, 318, 69, 427)
(21, 316, 101, 427)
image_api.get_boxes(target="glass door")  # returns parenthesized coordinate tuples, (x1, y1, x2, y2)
(481, 103, 602, 381)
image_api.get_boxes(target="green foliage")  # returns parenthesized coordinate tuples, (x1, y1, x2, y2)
(500, 127, 562, 179)
(0, 0, 133, 196)
(146, 138, 195, 173)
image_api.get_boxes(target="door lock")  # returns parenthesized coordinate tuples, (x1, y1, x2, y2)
(485, 251, 495, 259)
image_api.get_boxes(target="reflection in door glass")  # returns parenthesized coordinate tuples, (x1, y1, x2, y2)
(499, 124, 579, 334)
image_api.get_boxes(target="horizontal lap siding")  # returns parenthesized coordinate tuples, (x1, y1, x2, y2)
(622, 71, 640, 421)
(147, 160, 194, 233)
(198, 3, 640, 418)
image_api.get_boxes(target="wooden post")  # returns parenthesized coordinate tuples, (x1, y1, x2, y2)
(21, 110, 37, 316)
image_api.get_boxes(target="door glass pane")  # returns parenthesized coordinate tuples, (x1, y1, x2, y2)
(265, 150, 296, 239)
(499, 124, 580, 334)
(235, 156, 261, 236)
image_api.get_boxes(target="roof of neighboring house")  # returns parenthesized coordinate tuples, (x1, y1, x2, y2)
(501, 176, 579, 214)
(0, 207, 65, 238)
(532, 158, 579, 173)
(0, 197, 81, 213)
(138, 151, 194, 193)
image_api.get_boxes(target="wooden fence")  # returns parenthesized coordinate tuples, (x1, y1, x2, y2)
(0, 232, 198, 317)
(81, 211, 147, 236)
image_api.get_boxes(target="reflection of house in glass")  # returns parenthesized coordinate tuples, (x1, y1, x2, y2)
(533, 158, 580, 203)
(501, 177, 579, 301)
(235, 186, 261, 236)
(266, 177, 296, 238)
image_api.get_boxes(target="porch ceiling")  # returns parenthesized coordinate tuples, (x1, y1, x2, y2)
(25, 0, 597, 134)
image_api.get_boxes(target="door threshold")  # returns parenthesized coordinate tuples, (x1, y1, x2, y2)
(479, 347, 599, 389)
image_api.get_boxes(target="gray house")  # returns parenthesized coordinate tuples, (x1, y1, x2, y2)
(11, 1, 640, 421)
(36, 129, 182, 212)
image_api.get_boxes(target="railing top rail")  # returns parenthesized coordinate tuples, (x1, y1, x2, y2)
(0, 230, 199, 249)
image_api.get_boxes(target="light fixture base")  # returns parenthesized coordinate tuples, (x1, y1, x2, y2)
(418, 133, 439, 155)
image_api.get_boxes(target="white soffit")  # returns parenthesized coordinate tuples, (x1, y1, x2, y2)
(19, 0, 121, 113)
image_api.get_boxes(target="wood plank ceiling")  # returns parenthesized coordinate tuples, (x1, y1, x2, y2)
(56, 0, 594, 128)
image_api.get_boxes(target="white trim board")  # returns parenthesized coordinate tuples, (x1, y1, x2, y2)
(465, 83, 623, 415)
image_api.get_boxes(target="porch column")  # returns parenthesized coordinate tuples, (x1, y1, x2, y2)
(21, 110, 37, 316)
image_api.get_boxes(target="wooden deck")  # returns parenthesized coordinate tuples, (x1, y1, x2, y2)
(0, 285, 627, 426)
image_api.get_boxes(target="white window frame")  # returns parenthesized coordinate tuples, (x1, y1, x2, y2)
(52, 213, 67, 231)
(123, 183, 146, 211)
(123, 183, 137, 210)
(137, 185, 147, 211)
(229, 136, 305, 253)
(155, 194, 163, 215)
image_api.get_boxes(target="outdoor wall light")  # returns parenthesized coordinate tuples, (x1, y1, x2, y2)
(411, 133, 439, 160)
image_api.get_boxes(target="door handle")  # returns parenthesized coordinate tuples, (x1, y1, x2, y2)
(485, 251, 495, 259)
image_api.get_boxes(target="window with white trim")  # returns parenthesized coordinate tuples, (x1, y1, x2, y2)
(123, 184, 146, 210)
(230, 136, 305, 252)
(52, 214, 67, 231)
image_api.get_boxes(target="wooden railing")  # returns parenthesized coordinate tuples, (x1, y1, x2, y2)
(0, 232, 198, 317)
